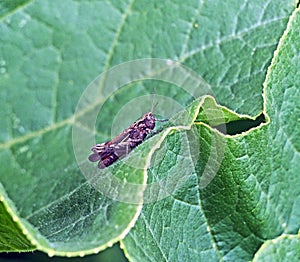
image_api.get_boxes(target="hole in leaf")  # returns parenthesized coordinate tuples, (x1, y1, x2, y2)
(215, 113, 266, 135)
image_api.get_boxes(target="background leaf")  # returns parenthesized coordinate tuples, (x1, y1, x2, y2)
(0, 0, 299, 261)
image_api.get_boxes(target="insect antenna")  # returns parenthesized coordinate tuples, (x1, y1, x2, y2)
(151, 88, 168, 122)
(151, 87, 158, 113)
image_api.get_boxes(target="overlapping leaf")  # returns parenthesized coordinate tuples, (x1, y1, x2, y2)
(0, 0, 299, 261)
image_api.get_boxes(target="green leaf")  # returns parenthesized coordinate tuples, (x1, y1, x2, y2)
(122, 6, 300, 262)
(0, 0, 30, 19)
(253, 234, 300, 262)
(0, 0, 299, 261)
(0, 187, 34, 252)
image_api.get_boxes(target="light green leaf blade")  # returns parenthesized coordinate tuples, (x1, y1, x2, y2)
(0, 0, 145, 256)
(253, 235, 300, 262)
(0, 0, 297, 260)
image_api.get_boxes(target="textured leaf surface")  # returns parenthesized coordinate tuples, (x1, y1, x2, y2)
(253, 235, 300, 262)
(0, 188, 34, 252)
(0, 0, 299, 261)
(122, 5, 300, 262)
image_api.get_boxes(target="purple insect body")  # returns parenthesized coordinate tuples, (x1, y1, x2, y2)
(88, 112, 156, 169)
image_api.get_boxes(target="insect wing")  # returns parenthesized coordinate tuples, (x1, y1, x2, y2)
(108, 129, 131, 145)
(113, 143, 132, 157)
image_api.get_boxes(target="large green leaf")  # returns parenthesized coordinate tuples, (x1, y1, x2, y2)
(0, 0, 299, 261)
(122, 6, 300, 261)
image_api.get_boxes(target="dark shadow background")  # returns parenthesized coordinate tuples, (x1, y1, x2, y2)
(0, 243, 128, 262)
